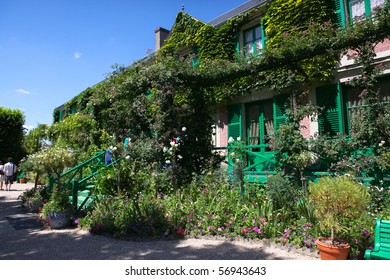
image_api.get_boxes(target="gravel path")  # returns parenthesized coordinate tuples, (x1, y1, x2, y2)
(0, 182, 319, 260)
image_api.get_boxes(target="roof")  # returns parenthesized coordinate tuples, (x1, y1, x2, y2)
(208, 0, 269, 27)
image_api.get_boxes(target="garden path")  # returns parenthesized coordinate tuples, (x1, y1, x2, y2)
(0, 182, 318, 260)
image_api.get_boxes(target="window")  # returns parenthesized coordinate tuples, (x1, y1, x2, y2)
(348, 0, 385, 23)
(244, 26, 263, 56)
(316, 78, 390, 136)
(344, 77, 390, 133)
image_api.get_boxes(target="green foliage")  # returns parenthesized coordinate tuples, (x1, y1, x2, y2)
(23, 145, 76, 179)
(0, 107, 26, 162)
(22, 124, 49, 155)
(39, 187, 72, 219)
(227, 137, 246, 194)
(264, 0, 335, 47)
(160, 10, 253, 62)
(265, 174, 301, 210)
(339, 213, 375, 259)
(18, 185, 49, 211)
(308, 176, 370, 240)
(48, 113, 105, 155)
(309, 134, 355, 170)
(81, 194, 169, 237)
(159, 12, 205, 56)
(271, 92, 320, 184)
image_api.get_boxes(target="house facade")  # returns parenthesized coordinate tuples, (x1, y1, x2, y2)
(204, 0, 390, 176)
(54, 0, 390, 178)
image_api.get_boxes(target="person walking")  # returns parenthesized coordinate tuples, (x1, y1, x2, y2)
(4, 158, 16, 191)
(0, 161, 4, 190)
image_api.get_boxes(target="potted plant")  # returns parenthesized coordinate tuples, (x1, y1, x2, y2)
(39, 187, 72, 229)
(308, 176, 370, 260)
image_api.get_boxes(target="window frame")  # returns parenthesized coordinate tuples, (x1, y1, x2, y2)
(243, 25, 264, 57)
(347, 0, 385, 23)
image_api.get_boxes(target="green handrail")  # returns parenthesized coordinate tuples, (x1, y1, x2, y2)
(49, 150, 109, 212)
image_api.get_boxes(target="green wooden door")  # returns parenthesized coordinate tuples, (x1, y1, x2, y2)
(245, 100, 275, 172)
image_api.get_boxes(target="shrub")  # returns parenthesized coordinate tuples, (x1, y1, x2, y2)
(308, 176, 370, 242)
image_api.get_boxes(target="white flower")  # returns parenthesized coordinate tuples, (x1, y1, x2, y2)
(230, 152, 235, 157)
(182, 127, 187, 132)
(228, 137, 234, 143)
(163, 147, 168, 153)
(177, 155, 183, 160)
(112, 146, 117, 151)
(379, 140, 385, 147)
(235, 158, 240, 162)
(125, 155, 130, 160)
(170, 141, 175, 147)
(237, 137, 241, 141)
(165, 160, 171, 164)
(109, 145, 114, 150)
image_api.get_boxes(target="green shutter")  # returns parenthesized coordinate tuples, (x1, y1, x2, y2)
(316, 83, 344, 136)
(228, 104, 242, 140)
(273, 94, 288, 131)
(235, 31, 240, 59)
(332, 0, 346, 28)
(261, 19, 267, 49)
(192, 47, 199, 67)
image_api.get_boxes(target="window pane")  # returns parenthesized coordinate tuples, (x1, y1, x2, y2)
(254, 27, 262, 40)
(351, 0, 366, 22)
(245, 43, 253, 54)
(255, 39, 262, 52)
(245, 30, 253, 44)
(248, 105, 260, 145)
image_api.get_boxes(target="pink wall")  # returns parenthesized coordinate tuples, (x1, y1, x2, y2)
(219, 106, 228, 147)
(300, 116, 311, 140)
(347, 39, 390, 58)
(374, 38, 390, 53)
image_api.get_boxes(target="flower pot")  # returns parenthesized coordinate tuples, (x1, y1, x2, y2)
(19, 178, 26, 184)
(316, 237, 350, 260)
(47, 211, 70, 229)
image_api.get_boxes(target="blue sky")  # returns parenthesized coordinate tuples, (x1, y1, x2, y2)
(0, 0, 247, 130)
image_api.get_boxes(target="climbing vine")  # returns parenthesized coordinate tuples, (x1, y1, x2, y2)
(50, 2, 390, 187)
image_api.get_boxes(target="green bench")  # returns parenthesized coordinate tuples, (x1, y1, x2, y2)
(364, 218, 390, 260)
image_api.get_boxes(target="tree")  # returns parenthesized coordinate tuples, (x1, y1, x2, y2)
(23, 123, 50, 155)
(0, 107, 26, 162)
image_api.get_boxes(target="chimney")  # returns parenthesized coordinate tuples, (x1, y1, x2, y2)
(155, 27, 170, 51)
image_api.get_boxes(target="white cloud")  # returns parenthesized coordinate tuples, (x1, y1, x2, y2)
(16, 89, 30, 94)
(73, 52, 82, 59)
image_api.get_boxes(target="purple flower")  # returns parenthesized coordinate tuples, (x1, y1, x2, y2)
(252, 226, 261, 234)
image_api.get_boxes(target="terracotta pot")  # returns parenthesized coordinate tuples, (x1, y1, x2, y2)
(316, 237, 350, 260)
(19, 178, 26, 184)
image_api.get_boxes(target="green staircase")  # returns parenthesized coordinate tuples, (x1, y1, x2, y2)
(49, 150, 114, 213)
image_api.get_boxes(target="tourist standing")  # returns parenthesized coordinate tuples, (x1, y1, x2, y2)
(0, 161, 4, 190)
(4, 158, 16, 191)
